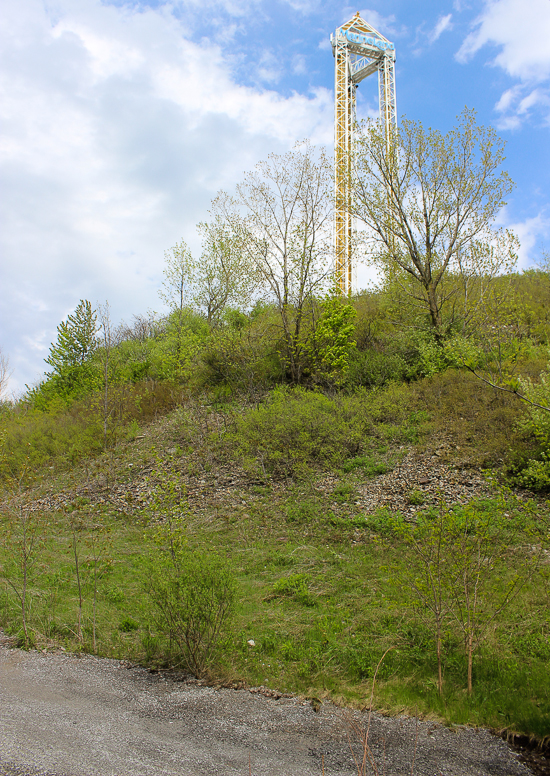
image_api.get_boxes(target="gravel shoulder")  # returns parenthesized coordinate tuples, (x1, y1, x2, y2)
(0, 643, 532, 776)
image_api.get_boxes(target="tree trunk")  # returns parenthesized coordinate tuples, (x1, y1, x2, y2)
(467, 631, 473, 695)
(436, 621, 443, 696)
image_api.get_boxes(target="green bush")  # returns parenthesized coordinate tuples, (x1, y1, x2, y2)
(342, 454, 389, 476)
(507, 363, 550, 490)
(146, 548, 235, 678)
(346, 349, 408, 388)
(234, 386, 372, 478)
(511, 453, 550, 491)
(198, 323, 281, 393)
(233, 383, 417, 478)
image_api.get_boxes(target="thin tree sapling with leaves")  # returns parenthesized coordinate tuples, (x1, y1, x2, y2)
(145, 457, 235, 676)
(391, 496, 546, 695)
(0, 503, 47, 646)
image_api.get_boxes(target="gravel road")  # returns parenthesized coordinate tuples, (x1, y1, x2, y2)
(0, 644, 531, 776)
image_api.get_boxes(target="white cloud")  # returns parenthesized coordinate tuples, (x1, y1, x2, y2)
(412, 13, 453, 57)
(357, 8, 403, 39)
(0, 0, 334, 393)
(497, 210, 550, 269)
(428, 14, 453, 44)
(458, 0, 550, 80)
(457, 0, 550, 126)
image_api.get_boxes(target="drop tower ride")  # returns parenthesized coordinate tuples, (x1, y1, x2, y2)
(331, 13, 397, 294)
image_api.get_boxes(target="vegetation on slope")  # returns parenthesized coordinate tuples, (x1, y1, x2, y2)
(1, 114, 550, 742)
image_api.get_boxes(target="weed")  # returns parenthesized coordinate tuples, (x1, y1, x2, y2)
(406, 489, 425, 506)
(267, 573, 316, 607)
(333, 483, 358, 504)
(119, 617, 139, 633)
(342, 455, 389, 476)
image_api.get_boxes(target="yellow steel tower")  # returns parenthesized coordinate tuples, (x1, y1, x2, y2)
(331, 13, 397, 294)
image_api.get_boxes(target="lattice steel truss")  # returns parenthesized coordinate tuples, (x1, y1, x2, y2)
(331, 13, 396, 294)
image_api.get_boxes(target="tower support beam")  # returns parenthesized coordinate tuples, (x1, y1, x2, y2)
(331, 13, 397, 295)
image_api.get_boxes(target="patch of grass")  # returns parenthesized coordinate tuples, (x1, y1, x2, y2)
(332, 482, 358, 504)
(342, 455, 389, 476)
(267, 573, 316, 607)
(406, 489, 425, 506)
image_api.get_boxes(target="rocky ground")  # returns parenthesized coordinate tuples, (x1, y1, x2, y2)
(0, 640, 538, 776)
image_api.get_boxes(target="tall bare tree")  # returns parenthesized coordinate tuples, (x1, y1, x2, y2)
(235, 142, 333, 382)
(353, 109, 517, 340)
(0, 348, 10, 401)
(162, 194, 257, 330)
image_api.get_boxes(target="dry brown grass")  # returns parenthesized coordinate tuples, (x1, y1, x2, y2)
(409, 369, 534, 468)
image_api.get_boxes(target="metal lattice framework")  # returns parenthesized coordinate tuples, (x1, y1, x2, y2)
(331, 13, 396, 294)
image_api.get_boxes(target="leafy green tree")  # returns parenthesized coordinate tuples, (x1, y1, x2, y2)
(353, 110, 518, 341)
(162, 195, 257, 330)
(308, 288, 357, 386)
(46, 300, 98, 373)
(194, 194, 259, 327)
(43, 300, 99, 399)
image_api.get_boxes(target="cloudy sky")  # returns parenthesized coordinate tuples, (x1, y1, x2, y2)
(2, 0, 550, 394)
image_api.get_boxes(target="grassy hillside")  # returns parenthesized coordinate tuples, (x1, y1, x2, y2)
(1, 365, 549, 741)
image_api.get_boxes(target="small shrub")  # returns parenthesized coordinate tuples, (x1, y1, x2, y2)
(364, 507, 398, 534)
(119, 617, 139, 633)
(511, 453, 550, 491)
(407, 489, 425, 506)
(342, 455, 388, 476)
(146, 549, 236, 678)
(333, 482, 357, 504)
(346, 349, 408, 388)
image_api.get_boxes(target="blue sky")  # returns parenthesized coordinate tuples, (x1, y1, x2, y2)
(2, 0, 550, 393)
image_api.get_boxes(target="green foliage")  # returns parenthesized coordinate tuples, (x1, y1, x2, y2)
(342, 455, 388, 476)
(146, 547, 236, 677)
(517, 364, 550, 446)
(0, 505, 48, 646)
(506, 362, 550, 490)
(308, 289, 357, 385)
(0, 382, 181, 485)
(45, 299, 98, 374)
(406, 488, 425, 506)
(119, 616, 139, 633)
(345, 349, 408, 388)
(36, 300, 99, 403)
(354, 110, 517, 338)
(144, 459, 235, 677)
(512, 453, 550, 491)
(149, 310, 208, 383)
(198, 315, 281, 394)
(389, 497, 546, 694)
(233, 383, 418, 479)
(234, 386, 370, 478)
(268, 573, 315, 607)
